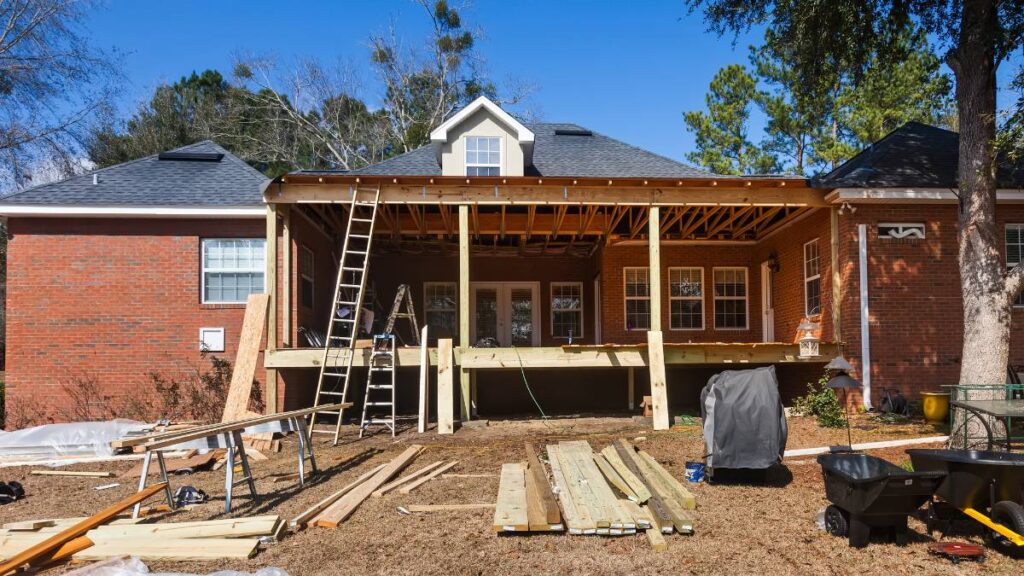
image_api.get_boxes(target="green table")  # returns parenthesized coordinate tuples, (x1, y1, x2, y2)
(951, 399, 1024, 451)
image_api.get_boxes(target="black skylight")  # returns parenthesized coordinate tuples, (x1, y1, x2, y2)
(554, 129, 593, 136)
(158, 152, 224, 162)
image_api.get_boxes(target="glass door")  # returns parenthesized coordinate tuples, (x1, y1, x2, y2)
(472, 284, 500, 346)
(509, 287, 535, 346)
(471, 282, 540, 346)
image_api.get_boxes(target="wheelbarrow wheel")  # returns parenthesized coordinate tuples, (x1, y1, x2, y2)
(988, 501, 1024, 558)
(824, 505, 849, 537)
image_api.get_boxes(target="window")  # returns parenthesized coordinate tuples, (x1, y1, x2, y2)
(551, 283, 584, 338)
(299, 245, 315, 309)
(623, 267, 650, 331)
(669, 267, 704, 330)
(1007, 225, 1024, 307)
(424, 282, 458, 337)
(201, 238, 265, 304)
(713, 267, 748, 329)
(804, 239, 822, 316)
(465, 136, 501, 176)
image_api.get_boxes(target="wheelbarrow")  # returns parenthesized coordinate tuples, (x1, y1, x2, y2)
(818, 453, 946, 547)
(908, 449, 1024, 557)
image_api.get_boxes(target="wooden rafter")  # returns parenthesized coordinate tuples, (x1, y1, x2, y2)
(526, 205, 537, 239)
(733, 206, 782, 238)
(680, 206, 721, 238)
(756, 207, 813, 239)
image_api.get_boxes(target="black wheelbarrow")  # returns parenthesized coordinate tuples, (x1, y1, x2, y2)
(818, 453, 946, 547)
(908, 449, 1024, 556)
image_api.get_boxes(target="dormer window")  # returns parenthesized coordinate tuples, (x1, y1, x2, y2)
(465, 136, 501, 176)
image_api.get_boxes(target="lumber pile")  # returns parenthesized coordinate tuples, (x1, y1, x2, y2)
(493, 440, 695, 549)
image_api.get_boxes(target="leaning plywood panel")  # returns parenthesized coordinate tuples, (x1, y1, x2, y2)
(493, 463, 529, 532)
(222, 293, 270, 422)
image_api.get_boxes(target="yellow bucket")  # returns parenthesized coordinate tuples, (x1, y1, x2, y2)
(921, 392, 951, 424)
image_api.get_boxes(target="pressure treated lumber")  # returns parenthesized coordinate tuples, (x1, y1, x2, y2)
(593, 453, 639, 502)
(372, 460, 445, 497)
(524, 443, 561, 526)
(644, 506, 668, 551)
(614, 441, 694, 533)
(611, 442, 674, 531)
(312, 446, 423, 527)
(437, 339, 454, 435)
(73, 536, 259, 561)
(600, 446, 651, 503)
(546, 445, 595, 534)
(222, 293, 270, 422)
(418, 325, 429, 433)
(635, 449, 696, 510)
(646, 330, 670, 430)
(291, 463, 387, 527)
(619, 499, 652, 529)
(29, 470, 113, 478)
(399, 461, 458, 494)
(493, 463, 529, 532)
(0, 482, 167, 575)
(560, 441, 631, 530)
(407, 504, 495, 512)
(88, 516, 281, 539)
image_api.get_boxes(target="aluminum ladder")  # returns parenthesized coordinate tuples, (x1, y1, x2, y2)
(359, 334, 397, 438)
(383, 283, 421, 346)
(308, 186, 380, 445)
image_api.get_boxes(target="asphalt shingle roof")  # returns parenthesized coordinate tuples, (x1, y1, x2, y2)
(811, 122, 1024, 189)
(0, 141, 268, 206)
(345, 123, 710, 178)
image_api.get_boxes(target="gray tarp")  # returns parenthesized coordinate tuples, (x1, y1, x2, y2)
(700, 366, 788, 470)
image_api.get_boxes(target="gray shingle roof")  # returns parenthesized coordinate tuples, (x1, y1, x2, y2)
(811, 122, 1024, 189)
(344, 123, 710, 178)
(0, 141, 268, 206)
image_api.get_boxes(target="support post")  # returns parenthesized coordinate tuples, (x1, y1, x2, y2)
(458, 205, 471, 421)
(857, 224, 872, 410)
(281, 205, 291, 348)
(418, 325, 429, 433)
(647, 330, 669, 430)
(628, 367, 635, 410)
(830, 207, 841, 341)
(437, 338, 454, 435)
(265, 204, 278, 414)
(648, 206, 661, 331)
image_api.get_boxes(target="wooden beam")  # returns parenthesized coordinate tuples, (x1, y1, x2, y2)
(494, 463, 529, 532)
(830, 206, 842, 341)
(312, 445, 423, 527)
(458, 205, 471, 421)
(524, 443, 561, 526)
(647, 330, 669, 430)
(291, 463, 386, 527)
(281, 206, 291, 347)
(265, 204, 278, 414)
(648, 206, 662, 332)
(437, 339, 454, 435)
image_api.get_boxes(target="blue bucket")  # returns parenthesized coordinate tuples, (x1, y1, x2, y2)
(684, 461, 705, 483)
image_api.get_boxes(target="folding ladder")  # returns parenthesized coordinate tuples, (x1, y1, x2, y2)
(383, 283, 421, 346)
(359, 334, 397, 438)
(308, 186, 380, 445)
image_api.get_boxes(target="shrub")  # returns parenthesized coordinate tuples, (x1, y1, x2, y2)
(143, 353, 252, 423)
(792, 374, 847, 428)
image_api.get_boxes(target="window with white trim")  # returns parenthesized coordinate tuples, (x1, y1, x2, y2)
(623, 267, 650, 331)
(804, 238, 822, 316)
(201, 238, 266, 304)
(669, 267, 704, 330)
(424, 282, 458, 338)
(551, 282, 583, 338)
(713, 267, 748, 329)
(1007, 225, 1024, 307)
(465, 136, 501, 176)
(299, 245, 315, 309)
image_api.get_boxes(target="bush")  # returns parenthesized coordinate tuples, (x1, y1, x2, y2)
(143, 353, 253, 422)
(792, 374, 847, 428)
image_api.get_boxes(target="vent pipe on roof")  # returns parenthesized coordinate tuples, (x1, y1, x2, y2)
(93, 174, 98, 185)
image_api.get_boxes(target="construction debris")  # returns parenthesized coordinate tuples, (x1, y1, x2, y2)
(310, 445, 423, 528)
(30, 470, 113, 478)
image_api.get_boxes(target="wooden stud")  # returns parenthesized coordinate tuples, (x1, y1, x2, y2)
(372, 461, 445, 497)
(312, 445, 423, 527)
(398, 460, 459, 494)
(29, 471, 113, 478)
(291, 463, 386, 527)
(458, 205, 471, 421)
(406, 504, 494, 512)
(437, 339, 454, 435)
(647, 330, 670, 431)
(418, 325, 429, 433)
(265, 204, 279, 414)
(524, 443, 561, 526)
(648, 206, 661, 331)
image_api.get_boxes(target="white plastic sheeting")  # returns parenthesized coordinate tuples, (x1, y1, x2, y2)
(65, 557, 289, 576)
(0, 420, 147, 459)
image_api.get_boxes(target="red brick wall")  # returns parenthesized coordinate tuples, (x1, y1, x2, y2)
(4, 217, 270, 425)
(837, 204, 1024, 401)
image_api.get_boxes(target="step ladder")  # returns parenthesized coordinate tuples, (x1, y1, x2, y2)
(383, 284, 421, 346)
(359, 334, 397, 438)
(308, 186, 380, 445)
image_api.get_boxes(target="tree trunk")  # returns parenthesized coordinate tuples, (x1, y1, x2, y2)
(948, 0, 1007, 447)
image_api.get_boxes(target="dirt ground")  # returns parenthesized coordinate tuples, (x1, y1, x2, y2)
(0, 413, 1017, 576)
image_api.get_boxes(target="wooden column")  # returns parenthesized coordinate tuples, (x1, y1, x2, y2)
(418, 325, 429, 433)
(830, 206, 842, 342)
(281, 205, 291, 348)
(265, 204, 279, 414)
(437, 338, 454, 435)
(458, 205, 472, 421)
(648, 206, 662, 331)
(647, 330, 669, 430)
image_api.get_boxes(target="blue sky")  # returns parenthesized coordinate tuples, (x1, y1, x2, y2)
(86, 0, 1021, 164)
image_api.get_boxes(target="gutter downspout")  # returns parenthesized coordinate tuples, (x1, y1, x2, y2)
(858, 224, 872, 410)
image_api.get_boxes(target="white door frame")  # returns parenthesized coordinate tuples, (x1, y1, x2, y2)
(470, 282, 542, 346)
(760, 261, 775, 343)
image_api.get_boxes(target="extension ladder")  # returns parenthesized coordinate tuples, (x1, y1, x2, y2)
(359, 334, 397, 437)
(308, 186, 380, 445)
(383, 284, 421, 346)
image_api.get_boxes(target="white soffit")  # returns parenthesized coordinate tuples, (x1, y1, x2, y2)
(828, 188, 1024, 204)
(0, 205, 266, 218)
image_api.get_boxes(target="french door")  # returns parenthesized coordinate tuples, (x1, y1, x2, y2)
(470, 282, 541, 347)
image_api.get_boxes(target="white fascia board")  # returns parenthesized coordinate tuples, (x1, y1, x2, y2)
(429, 96, 535, 145)
(0, 205, 266, 218)
(829, 188, 1024, 204)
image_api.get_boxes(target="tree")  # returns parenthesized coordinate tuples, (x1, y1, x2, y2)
(684, 64, 780, 174)
(0, 0, 118, 190)
(685, 1, 1024, 390)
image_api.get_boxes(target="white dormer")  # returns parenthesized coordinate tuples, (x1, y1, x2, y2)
(430, 96, 534, 177)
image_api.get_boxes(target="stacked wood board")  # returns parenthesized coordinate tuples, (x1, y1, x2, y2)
(494, 440, 695, 549)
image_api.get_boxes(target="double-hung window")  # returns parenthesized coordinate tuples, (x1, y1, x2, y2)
(713, 267, 748, 329)
(201, 238, 266, 304)
(804, 239, 822, 316)
(465, 136, 501, 176)
(424, 282, 458, 338)
(1007, 225, 1024, 307)
(299, 245, 315, 309)
(623, 267, 651, 331)
(669, 267, 704, 330)
(551, 282, 583, 338)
